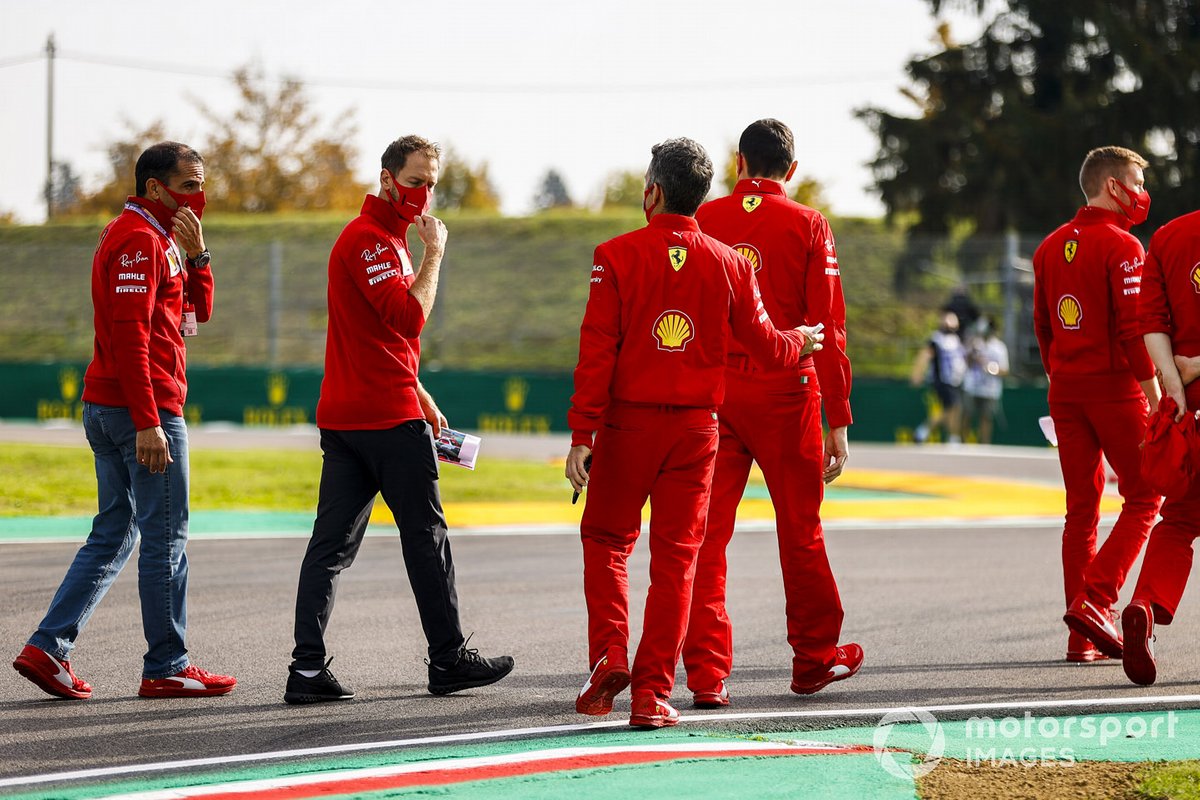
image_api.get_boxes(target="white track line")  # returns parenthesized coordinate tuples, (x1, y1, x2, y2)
(4, 694, 1199, 789)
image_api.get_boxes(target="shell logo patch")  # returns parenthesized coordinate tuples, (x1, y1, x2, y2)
(742, 196, 762, 213)
(1058, 294, 1083, 329)
(1191, 263, 1200, 294)
(653, 310, 695, 351)
(1064, 240, 1078, 263)
(734, 243, 762, 272)
(668, 246, 687, 271)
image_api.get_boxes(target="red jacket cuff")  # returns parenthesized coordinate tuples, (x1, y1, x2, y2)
(825, 400, 853, 431)
(1122, 339, 1155, 382)
(571, 430, 595, 449)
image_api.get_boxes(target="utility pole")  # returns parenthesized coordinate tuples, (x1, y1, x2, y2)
(44, 33, 56, 221)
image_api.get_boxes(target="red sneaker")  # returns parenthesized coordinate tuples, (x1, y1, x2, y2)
(12, 644, 92, 699)
(1063, 595, 1123, 659)
(629, 690, 680, 728)
(692, 680, 730, 709)
(575, 647, 630, 716)
(1121, 600, 1157, 686)
(139, 664, 237, 697)
(1066, 631, 1110, 663)
(791, 644, 864, 695)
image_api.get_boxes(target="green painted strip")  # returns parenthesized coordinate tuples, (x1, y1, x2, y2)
(743, 484, 935, 501)
(0, 730, 908, 800)
(302, 753, 915, 800)
(0, 511, 317, 542)
(16, 712, 1200, 800)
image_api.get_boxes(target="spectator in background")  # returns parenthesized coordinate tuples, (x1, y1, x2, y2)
(911, 310, 967, 444)
(962, 315, 1010, 444)
(944, 284, 980, 332)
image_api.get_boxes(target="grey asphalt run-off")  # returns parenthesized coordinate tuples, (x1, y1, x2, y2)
(1, 426, 1197, 790)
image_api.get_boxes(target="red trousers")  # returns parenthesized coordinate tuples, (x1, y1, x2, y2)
(1050, 396, 1159, 610)
(682, 366, 842, 692)
(580, 403, 718, 700)
(1132, 485, 1200, 625)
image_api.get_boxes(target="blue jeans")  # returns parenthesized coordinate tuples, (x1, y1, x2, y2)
(28, 403, 191, 679)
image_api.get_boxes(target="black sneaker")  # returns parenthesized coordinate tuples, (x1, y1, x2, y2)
(427, 641, 514, 696)
(284, 658, 355, 704)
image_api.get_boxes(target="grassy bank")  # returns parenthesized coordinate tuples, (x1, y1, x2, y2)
(0, 211, 940, 379)
(0, 443, 570, 517)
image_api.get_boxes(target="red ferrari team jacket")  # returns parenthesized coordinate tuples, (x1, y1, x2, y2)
(82, 197, 214, 431)
(1140, 209, 1200, 408)
(696, 178, 853, 429)
(317, 195, 427, 430)
(1033, 206, 1154, 404)
(568, 213, 808, 448)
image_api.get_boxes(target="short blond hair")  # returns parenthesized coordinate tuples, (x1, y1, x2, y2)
(1079, 146, 1148, 198)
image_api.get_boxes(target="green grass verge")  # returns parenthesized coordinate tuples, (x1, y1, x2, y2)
(0, 443, 569, 517)
(1137, 760, 1200, 798)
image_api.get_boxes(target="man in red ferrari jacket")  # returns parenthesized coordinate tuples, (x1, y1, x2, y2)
(683, 118, 861, 706)
(286, 136, 513, 705)
(14, 142, 236, 699)
(1120, 208, 1200, 685)
(566, 137, 822, 728)
(1032, 146, 1162, 663)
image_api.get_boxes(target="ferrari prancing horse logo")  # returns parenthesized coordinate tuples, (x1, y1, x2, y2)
(668, 246, 687, 271)
(1064, 240, 1078, 263)
(742, 196, 762, 213)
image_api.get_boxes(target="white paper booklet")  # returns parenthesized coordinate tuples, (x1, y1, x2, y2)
(435, 428, 482, 470)
(1038, 415, 1058, 447)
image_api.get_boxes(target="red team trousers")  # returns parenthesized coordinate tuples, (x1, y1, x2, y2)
(1051, 396, 1160, 609)
(580, 403, 718, 700)
(683, 363, 842, 690)
(1133, 487, 1200, 625)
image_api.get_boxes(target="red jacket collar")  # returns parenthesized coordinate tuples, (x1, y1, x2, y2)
(648, 213, 700, 232)
(734, 178, 786, 197)
(1074, 205, 1133, 231)
(124, 195, 175, 235)
(361, 193, 410, 237)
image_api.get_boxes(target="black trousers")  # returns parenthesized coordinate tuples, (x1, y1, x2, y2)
(291, 420, 464, 670)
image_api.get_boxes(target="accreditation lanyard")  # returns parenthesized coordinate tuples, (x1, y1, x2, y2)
(124, 202, 197, 336)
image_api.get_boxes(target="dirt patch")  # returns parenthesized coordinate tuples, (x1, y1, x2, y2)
(917, 758, 1144, 799)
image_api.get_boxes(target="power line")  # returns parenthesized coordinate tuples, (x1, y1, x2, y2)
(0, 53, 42, 69)
(38, 49, 898, 95)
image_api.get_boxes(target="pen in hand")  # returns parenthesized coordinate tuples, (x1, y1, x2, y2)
(571, 454, 593, 504)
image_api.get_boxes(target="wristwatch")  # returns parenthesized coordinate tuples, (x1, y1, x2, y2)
(187, 250, 211, 270)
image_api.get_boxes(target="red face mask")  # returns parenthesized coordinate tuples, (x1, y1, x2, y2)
(643, 185, 659, 224)
(385, 170, 432, 223)
(146, 182, 206, 229)
(1110, 181, 1150, 226)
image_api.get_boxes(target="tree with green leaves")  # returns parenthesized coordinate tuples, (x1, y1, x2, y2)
(196, 65, 367, 212)
(600, 170, 645, 209)
(64, 66, 368, 217)
(533, 169, 573, 210)
(434, 147, 501, 213)
(859, 1, 1200, 288)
